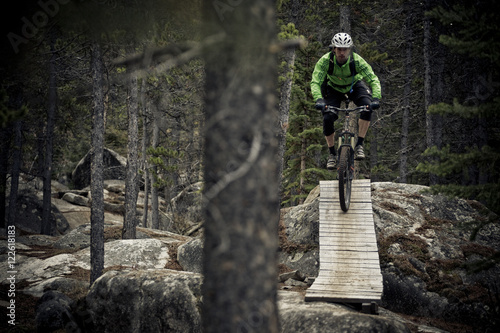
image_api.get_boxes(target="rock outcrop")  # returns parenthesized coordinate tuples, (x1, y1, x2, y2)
(279, 291, 411, 333)
(4, 176, 499, 333)
(35, 290, 75, 332)
(3, 237, 177, 298)
(372, 182, 500, 330)
(84, 269, 203, 333)
(280, 182, 500, 331)
(177, 238, 203, 274)
(71, 147, 127, 189)
(78, 269, 411, 333)
(6, 193, 70, 236)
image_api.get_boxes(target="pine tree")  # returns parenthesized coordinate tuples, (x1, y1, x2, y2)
(417, 0, 500, 213)
(282, 40, 330, 206)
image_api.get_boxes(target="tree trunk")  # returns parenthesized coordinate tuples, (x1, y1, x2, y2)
(424, 0, 438, 185)
(299, 132, 306, 203)
(400, 13, 412, 184)
(151, 104, 159, 230)
(123, 72, 139, 239)
(7, 121, 22, 229)
(0, 127, 9, 229)
(141, 80, 150, 228)
(90, 40, 105, 284)
(339, 5, 351, 34)
(41, 32, 58, 236)
(201, 0, 279, 332)
(277, 41, 296, 200)
(369, 113, 378, 181)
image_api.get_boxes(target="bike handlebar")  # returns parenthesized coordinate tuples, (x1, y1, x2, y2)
(323, 105, 369, 114)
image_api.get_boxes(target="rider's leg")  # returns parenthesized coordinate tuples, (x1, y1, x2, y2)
(349, 81, 373, 147)
(323, 87, 343, 169)
(325, 133, 335, 153)
(323, 113, 337, 165)
(357, 119, 370, 144)
(323, 86, 343, 149)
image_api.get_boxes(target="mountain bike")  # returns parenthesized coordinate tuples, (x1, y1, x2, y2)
(324, 99, 370, 212)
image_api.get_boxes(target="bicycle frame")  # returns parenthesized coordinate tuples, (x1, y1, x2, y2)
(325, 100, 368, 150)
(324, 99, 368, 211)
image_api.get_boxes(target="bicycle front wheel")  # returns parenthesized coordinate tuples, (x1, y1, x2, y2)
(338, 146, 352, 212)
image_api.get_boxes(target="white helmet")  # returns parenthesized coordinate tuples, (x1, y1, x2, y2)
(331, 33, 353, 48)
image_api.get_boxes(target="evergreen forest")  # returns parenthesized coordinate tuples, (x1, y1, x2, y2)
(1, 1, 500, 332)
(1, 0, 499, 226)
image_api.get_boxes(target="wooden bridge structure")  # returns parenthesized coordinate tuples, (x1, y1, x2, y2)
(305, 179, 383, 314)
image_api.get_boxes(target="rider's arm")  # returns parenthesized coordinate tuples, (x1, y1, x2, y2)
(355, 54, 382, 100)
(310, 53, 330, 101)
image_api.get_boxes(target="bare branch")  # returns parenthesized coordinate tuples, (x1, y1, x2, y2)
(203, 131, 262, 202)
(269, 38, 308, 53)
(113, 33, 226, 79)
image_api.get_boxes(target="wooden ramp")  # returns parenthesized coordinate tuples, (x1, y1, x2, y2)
(305, 179, 383, 312)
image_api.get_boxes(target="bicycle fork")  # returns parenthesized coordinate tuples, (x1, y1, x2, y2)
(338, 132, 355, 179)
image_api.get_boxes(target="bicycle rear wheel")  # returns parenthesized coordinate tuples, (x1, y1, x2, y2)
(338, 146, 352, 212)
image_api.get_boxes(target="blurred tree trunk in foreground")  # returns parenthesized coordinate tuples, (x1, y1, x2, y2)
(201, 0, 280, 332)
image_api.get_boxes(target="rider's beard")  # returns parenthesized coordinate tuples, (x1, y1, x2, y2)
(337, 56, 347, 65)
(336, 51, 349, 65)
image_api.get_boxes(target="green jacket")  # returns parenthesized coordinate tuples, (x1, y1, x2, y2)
(310, 52, 382, 101)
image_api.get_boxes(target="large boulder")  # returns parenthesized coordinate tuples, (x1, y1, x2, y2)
(279, 182, 500, 331)
(72, 238, 170, 271)
(52, 197, 91, 230)
(84, 269, 202, 333)
(372, 182, 500, 331)
(282, 197, 319, 246)
(71, 148, 127, 189)
(278, 291, 411, 333)
(82, 271, 411, 333)
(53, 224, 91, 250)
(3, 238, 174, 297)
(35, 290, 76, 332)
(6, 193, 69, 235)
(279, 196, 320, 278)
(177, 238, 203, 273)
(168, 182, 203, 232)
(278, 249, 319, 278)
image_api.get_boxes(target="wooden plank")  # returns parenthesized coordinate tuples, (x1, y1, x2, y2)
(321, 243, 379, 249)
(306, 179, 382, 304)
(320, 209, 373, 214)
(321, 207, 374, 213)
(319, 230, 376, 236)
(307, 287, 381, 294)
(313, 276, 383, 284)
(319, 255, 380, 263)
(319, 219, 374, 224)
(318, 224, 375, 231)
(319, 228, 376, 234)
(308, 284, 383, 292)
(311, 278, 383, 285)
(306, 293, 382, 302)
(311, 283, 383, 289)
(319, 258, 380, 266)
(312, 278, 383, 285)
(318, 261, 382, 269)
(319, 252, 380, 261)
(309, 284, 383, 293)
(320, 189, 372, 195)
(319, 260, 380, 267)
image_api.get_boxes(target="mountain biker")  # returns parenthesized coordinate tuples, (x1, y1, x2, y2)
(311, 32, 381, 170)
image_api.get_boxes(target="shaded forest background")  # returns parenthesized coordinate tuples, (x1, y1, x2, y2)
(1, 1, 499, 331)
(1, 0, 499, 228)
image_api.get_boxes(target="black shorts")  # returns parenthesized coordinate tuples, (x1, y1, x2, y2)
(322, 81, 373, 136)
